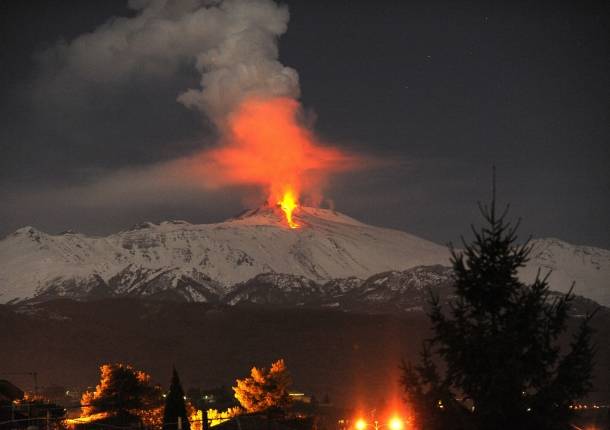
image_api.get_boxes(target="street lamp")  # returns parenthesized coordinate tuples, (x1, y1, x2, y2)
(355, 418, 368, 430)
(388, 417, 403, 430)
(353, 416, 404, 430)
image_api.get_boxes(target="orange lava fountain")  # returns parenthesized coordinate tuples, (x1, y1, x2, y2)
(187, 97, 361, 228)
(278, 188, 299, 228)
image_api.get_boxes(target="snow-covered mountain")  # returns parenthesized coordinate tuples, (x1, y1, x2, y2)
(222, 266, 454, 312)
(522, 238, 610, 307)
(0, 206, 608, 306)
(0, 206, 449, 304)
(223, 265, 604, 315)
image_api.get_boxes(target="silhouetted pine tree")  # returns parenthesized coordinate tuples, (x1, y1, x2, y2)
(402, 174, 596, 430)
(162, 367, 191, 430)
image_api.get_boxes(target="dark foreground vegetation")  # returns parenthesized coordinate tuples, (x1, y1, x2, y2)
(402, 187, 603, 429)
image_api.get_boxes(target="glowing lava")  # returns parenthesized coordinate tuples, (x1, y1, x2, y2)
(180, 97, 363, 226)
(279, 189, 299, 229)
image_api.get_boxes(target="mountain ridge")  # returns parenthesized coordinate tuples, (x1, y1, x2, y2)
(1, 206, 608, 306)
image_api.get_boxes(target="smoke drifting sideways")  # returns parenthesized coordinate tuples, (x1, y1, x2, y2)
(29, 0, 367, 219)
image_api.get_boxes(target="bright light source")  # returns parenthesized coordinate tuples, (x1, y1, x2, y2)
(355, 418, 367, 430)
(388, 417, 403, 430)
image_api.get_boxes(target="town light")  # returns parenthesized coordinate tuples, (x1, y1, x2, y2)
(388, 417, 403, 430)
(355, 418, 367, 430)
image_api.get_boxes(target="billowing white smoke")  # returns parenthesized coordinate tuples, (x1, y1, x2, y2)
(177, 1, 300, 121)
(39, 0, 299, 122)
(25, 0, 323, 216)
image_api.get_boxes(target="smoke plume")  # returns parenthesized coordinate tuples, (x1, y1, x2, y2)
(38, 0, 298, 114)
(178, 97, 360, 207)
(34, 0, 360, 215)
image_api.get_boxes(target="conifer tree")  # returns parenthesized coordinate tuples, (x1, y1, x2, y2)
(162, 367, 191, 430)
(402, 174, 596, 430)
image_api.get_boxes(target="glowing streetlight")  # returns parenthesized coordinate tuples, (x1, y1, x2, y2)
(354, 416, 405, 430)
(355, 419, 368, 430)
(388, 417, 404, 430)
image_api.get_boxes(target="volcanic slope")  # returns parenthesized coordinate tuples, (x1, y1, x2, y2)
(0, 206, 450, 303)
(521, 238, 610, 307)
(1, 206, 608, 306)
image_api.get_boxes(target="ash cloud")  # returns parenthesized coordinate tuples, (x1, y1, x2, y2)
(35, 0, 300, 122)
(2, 0, 304, 231)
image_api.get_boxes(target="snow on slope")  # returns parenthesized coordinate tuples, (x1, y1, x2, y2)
(0, 207, 607, 306)
(0, 206, 450, 303)
(520, 238, 610, 307)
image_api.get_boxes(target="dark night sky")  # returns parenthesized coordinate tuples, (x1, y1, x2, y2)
(0, 0, 609, 247)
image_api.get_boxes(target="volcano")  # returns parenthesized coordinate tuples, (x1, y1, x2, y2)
(0, 206, 608, 306)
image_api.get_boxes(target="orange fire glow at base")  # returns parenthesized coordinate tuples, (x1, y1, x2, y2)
(279, 189, 299, 229)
